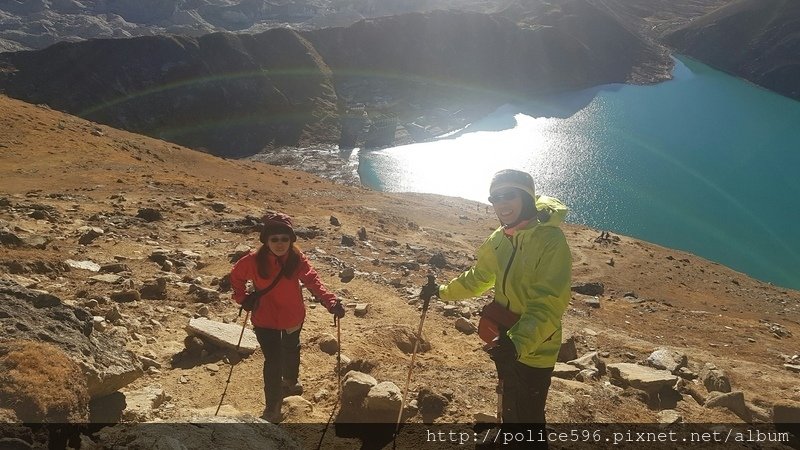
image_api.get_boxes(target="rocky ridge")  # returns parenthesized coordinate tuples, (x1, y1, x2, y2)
(0, 7, 670, 157)
(1, 94, 799, 447)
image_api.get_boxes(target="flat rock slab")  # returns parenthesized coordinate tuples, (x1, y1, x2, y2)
(89, 274, 122, 284)
(186, 318, 258, 355)
(552, 363, 581, 380)
(607, 363, 678, 393)
(65, 259, 100, 272)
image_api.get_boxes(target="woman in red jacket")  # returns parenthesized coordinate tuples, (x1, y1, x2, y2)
(230, 212, 345, 423)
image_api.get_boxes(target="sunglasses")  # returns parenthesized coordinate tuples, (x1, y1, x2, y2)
(488, 190, 519, 204)
(268, 236, 291, 243)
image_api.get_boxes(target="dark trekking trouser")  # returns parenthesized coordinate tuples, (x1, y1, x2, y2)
(254, 326, 302, 409)
(500, 362, 553, 448)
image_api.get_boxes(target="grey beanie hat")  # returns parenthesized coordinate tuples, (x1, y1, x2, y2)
(490, 169, 535, 201)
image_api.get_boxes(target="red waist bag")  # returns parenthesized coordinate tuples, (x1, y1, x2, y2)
(478, 301, 520, 347)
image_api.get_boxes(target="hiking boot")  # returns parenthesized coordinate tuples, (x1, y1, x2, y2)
(261, 405, 282, 424)
(282, 379, 303, 396)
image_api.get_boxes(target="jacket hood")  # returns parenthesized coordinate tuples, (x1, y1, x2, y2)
(534, 195, 568, 226)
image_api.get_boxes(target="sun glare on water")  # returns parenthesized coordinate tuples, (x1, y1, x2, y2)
(364, 113, 571, 203)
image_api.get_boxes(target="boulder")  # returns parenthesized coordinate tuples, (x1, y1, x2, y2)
(552, 363, 581, 380)
(454, 317, 476, 334)
(557, 333, 578, 363)
(705, 391, 751, 421)
(389, 326, 431, 354)
(186, 318, 258, 355)
(646, 349, 688, 374)
(0, 340, 89, 422)
(571, 282, 604, 296)
(188, 284, 220, 303)
(140, 277, 168, 300)
(78, 227, 104, 245)
(607, 363, 678, 394)
(699, 363, 731, 393)
(417, 387, 449, 421)
(342, 358, 376, 375)
(111, 290, 140, 303)
(0, 279, 143, 398)
(576, 369, 600, 382)
(282, 396, 313, 421)
(366, 382, 402, 414)
(339, 267, 355, 283)
(354, 303, 370, 317)
(136, 208, 163, 222)
(568, 351, 606, 375)
(341, 371, 377, 405)
(318, 334, 339, 355)
(121, 386, 170, 422)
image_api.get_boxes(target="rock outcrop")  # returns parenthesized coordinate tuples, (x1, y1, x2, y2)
(0, 279, 143, 398)
(0, 340, 89, 422)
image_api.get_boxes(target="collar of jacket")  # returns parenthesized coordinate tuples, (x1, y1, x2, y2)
(502, 218, 535, 237)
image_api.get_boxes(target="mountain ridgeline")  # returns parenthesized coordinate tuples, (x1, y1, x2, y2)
(0, 7, 668, 157)
(663, 0, 800, 101)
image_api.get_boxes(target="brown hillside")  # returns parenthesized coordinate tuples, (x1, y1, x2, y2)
(1, 94, 799, 445)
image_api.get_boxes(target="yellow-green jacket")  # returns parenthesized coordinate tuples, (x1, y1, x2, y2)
(439, 195, 572, 368)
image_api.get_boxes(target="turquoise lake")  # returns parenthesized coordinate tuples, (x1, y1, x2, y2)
(357, 57, 800, 290)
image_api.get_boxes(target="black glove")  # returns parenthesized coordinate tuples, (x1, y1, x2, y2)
(420, 281, 440, 301)
(487, 329, 517, 379)
(328, 300, 345, 319)
(241, 291, 260, 312)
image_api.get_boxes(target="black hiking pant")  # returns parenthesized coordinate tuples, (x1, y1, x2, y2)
(497, 362, 553, 449)
(501, 362, 553, 423)
(254, 326, 302, 409)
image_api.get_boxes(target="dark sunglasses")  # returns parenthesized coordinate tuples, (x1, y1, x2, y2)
(268, 236, 291, 243)
(488, 190, 519, 204)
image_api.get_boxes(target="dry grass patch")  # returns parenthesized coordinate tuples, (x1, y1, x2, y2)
(0, 340, 89, 422)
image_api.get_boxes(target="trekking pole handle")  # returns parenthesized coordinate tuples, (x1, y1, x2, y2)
(421, 275, 436, 312)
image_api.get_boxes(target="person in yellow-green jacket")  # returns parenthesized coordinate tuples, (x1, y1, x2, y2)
(421, 169, 572, 426)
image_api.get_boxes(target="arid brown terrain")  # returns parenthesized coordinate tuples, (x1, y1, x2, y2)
(1, 94, 799, 448)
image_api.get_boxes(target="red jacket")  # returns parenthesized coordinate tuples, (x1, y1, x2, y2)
(230, 250, 337, 329)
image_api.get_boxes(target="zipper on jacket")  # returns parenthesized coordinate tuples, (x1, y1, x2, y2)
(501, 235, 518, 306)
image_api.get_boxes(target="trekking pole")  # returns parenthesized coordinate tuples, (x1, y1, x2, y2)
(316, 311, 343, 450)
(215, 309, 250, 416)
(496, 379, 503, 423)
(336, 314, 342, 402)
(395, 275, 436, 434)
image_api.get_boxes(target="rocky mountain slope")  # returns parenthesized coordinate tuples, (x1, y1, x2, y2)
(0, 7, 669, 157)
(0, 0, 531, 53)
(664, 0, 800, 101)
(0, 28, 340, 155)
(3, 0, 798, 105)
(2, 94, 799, 447)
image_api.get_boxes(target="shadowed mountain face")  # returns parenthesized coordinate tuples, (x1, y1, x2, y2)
(0, 8, 669, 156)
(663, 0, 800, 101)
(307, 7, 668, 94)
(0, 30, 340, 155)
